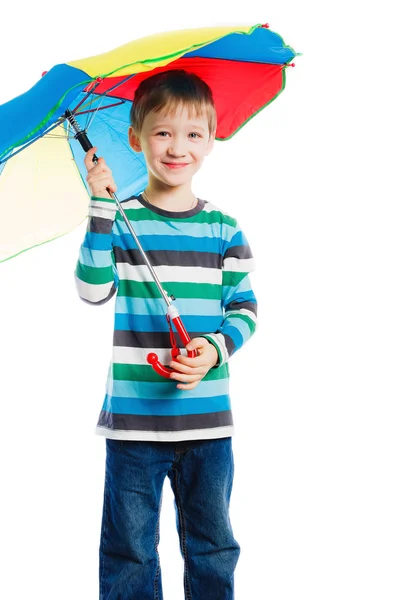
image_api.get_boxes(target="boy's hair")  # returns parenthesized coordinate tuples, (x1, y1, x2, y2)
(130, 69, 217, 139)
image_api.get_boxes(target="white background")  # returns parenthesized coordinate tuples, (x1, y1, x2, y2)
(1, 1, 399, 599)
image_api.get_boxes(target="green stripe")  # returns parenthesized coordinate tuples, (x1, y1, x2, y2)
(227, 312, 257, 335)
(222, 270, 248, 287)
(75, 262, 114, 285)
(118, 280, 221, 299)
(113, 362, 229, 381)
(116, 205, 236, 227)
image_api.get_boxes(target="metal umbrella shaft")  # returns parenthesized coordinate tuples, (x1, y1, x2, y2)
(65, 110, 198, 378)
(65, 110, 172, 308)
(102, 189, 172, 307)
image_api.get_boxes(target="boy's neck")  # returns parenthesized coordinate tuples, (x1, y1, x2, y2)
(142, 185, 197, 212)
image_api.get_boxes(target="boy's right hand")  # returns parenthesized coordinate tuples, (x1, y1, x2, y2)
(84, 147, 117, 199)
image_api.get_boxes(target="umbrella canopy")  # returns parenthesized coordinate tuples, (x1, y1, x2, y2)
(0, 23, 300, 261)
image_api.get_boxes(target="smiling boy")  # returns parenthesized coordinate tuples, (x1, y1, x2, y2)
(75, 69, 257, 599)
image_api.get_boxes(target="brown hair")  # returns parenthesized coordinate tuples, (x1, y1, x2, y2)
(130, 69, 217, 139)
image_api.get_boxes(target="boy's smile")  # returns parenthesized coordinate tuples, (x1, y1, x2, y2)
(163, 162, 189, 169)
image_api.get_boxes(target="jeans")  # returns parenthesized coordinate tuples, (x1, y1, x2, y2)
(99, 436, 240, 599)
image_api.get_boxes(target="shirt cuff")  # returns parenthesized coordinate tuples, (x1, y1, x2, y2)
(88, 196, 118, 221)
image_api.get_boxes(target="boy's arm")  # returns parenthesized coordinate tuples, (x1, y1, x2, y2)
(74, 196, 119, 304)
(199, 220, 257, 368)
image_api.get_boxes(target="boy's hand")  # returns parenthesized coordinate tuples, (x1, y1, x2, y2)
(84, 147, 117, 199)
(169, 337, 219, 390)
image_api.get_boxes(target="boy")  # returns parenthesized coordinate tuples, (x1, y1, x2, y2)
(75, 69, 257, 599)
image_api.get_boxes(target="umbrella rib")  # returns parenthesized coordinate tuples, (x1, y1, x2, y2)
(73, 72, 136, 133)
(75, 101, 126, 117)
(0, 119, 68, 165)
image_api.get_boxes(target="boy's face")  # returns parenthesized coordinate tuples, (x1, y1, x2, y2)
(128, 103, 215, 189)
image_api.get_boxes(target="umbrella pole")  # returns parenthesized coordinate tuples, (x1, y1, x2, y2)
(107, 190, 173, 308)
(65, 110, 199, 377)
(64, 110, 172, 307)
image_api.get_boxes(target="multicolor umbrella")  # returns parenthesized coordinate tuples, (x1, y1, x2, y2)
(0, 22, 300, 376)
(0, 22, 300, 262)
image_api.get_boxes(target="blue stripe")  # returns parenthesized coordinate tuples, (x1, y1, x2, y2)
(106, 378, 228, 399)
(228, 229, 250, 247)
(102, 392, 231, 416)
(224, 315, 251, 341)
(80, 246, 113, 267)
(222, 324, 244, 353)
(114, 313, 223, 332)
(84, 231, 113, 251)
(114, 217, 236, 242)
(112, 232, 222, 253)
(115, 296, 222, 315)
(223, 288, 256, 303)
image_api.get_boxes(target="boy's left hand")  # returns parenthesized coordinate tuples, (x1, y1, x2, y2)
(169, 337, 219, 390)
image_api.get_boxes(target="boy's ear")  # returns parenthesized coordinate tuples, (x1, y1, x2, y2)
(128, 126, 142, 152)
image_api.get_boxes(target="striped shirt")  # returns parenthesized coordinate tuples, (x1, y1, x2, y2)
(74, 193, 257, 442)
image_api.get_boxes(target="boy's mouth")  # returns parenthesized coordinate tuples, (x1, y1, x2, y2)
(163, 162, 189, 169)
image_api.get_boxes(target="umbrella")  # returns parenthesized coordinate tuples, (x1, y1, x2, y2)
(0, 22, 300, 376)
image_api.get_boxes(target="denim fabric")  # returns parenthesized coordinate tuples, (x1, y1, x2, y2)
(99, 436, 240, 599)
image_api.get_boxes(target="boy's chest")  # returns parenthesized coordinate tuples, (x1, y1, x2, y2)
(112, 218, 224, 277)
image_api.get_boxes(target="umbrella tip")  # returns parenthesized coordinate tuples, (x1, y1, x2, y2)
(260, 23, 269, 28)
(86, 77, 103, 93)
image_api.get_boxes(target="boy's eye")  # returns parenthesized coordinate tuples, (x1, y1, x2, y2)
(156, 132, 201, 138)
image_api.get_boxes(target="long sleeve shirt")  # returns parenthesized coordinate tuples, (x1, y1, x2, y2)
(74, 193, 257, 442)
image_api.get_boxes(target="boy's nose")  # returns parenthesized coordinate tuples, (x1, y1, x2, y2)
(168, 139, 187, 157)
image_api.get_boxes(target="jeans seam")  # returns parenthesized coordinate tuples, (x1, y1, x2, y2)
(154, 487, 163, 600)
(99, 468, 109, 599)
(173, 467, 193, 600)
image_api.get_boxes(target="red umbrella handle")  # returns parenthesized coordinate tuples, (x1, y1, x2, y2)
(147, 313, 198, 378)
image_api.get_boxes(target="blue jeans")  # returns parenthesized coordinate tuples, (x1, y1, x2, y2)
(99, 436, 240, 599)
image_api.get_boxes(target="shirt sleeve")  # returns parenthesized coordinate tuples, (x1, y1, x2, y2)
(199, 218, 258, 368)
(74, 196, 120, 304)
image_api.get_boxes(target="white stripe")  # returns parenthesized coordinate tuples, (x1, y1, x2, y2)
(95, 425, 234, 442)
(117, 262, 222, 284)
(223, 257, 256, 272)
(88, 206, 117, 219)
(112, 346, 191, 365)
(75, 275, 114, 303)
(214, 333, 230, 364)
(118, 198, 143, 211)
(202, 200, 234, 219)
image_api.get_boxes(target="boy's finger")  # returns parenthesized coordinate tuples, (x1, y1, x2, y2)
(174, 355, 205, 368)
(176, 381, 199, 390)
(170, 372, 200, 383)
(85, 146, 96, 157)
(86, 163, 112, 177)
(185, 337, 208, 351)
(169, 360, 205, 373)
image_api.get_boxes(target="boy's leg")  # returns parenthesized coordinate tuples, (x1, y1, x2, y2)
(99, 438, 172, 600)
(167, 437, 240, 600)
